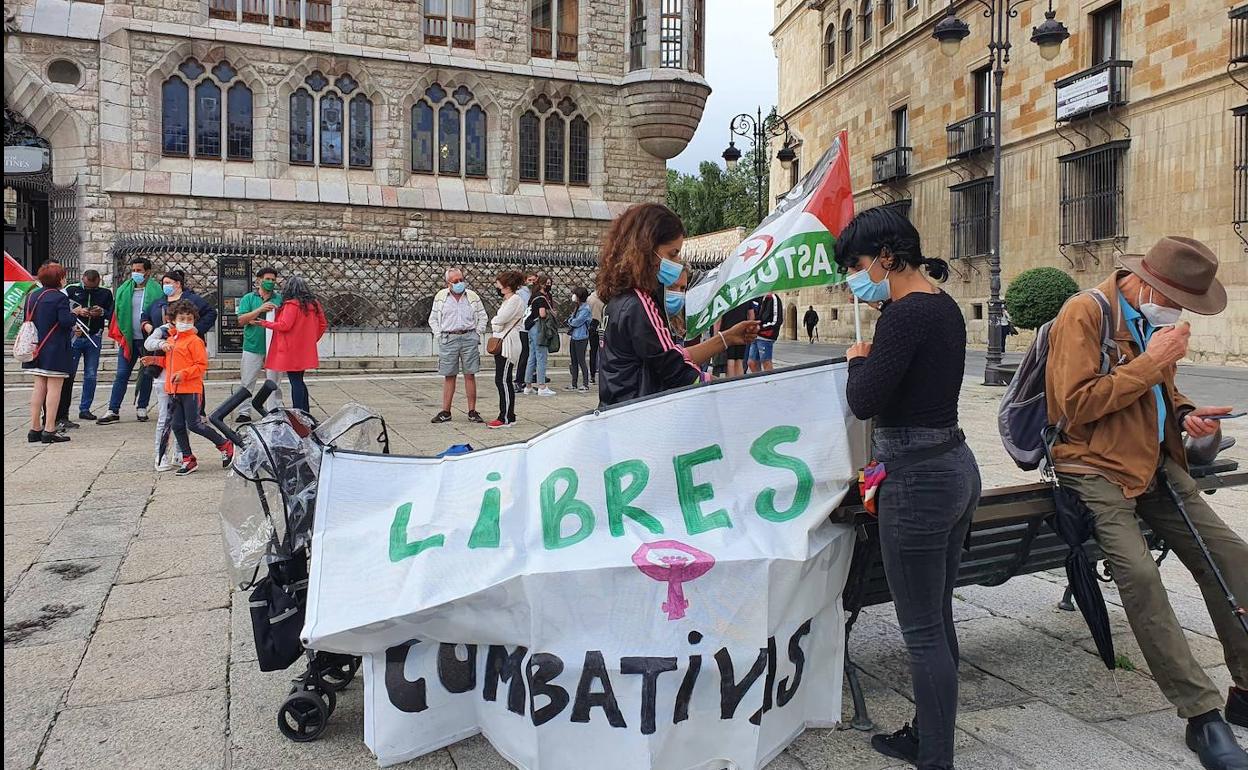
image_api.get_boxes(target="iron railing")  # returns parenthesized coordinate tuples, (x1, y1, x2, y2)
(424, 15, 448, 45)
(1058, 140, 1129, 246)
(871, 146, 912, 184)
(1055, 60, 1132, 122)
(1234, 106, 1248, 247)
(947, 112, 994, 159)
(452, 16, 476, 49)
(109, 235, 729, 331)
(949, 177, 992, 259)
(1232, 5, 1248, 65)
(532, 27, 553, 58)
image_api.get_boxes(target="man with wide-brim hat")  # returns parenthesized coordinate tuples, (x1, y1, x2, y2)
(1046, 235, 1248, 770)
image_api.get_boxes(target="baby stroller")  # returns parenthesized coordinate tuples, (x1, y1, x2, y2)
(210, 382, 390, 742)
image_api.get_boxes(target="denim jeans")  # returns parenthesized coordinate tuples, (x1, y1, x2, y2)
(170, 392, 227, 457)
(287, 371, 309, 412)
(70, 333, 102, 414)
(873, 426, 981, 770)
(524, 325, 548, 386)
(107, 340, 154, 414)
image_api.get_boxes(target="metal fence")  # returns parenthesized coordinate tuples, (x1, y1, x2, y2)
(109, 234, 729, 330)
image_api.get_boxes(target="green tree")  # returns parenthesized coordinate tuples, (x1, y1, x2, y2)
(666, 148, 769, 236)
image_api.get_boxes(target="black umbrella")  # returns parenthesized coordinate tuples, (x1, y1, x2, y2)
(1042, 428, 1116, 670)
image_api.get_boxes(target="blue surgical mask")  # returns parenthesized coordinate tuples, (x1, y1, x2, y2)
(162, 284, 176, 297)
(658, 257, 683, 287)
(846, 257, 891, 303)
(132, 272, 146, 285)
(664, 290, 686, 315)
(451, 281, 467, 295)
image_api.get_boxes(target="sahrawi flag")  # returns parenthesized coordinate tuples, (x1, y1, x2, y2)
(4, 251, 36, 340)
(686, 130, 855, 338)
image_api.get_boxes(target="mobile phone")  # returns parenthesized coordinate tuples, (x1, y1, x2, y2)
(1206, 412, 1246, 421)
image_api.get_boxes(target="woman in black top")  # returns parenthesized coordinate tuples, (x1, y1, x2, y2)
(522, 274, 554, 395)
(23, 263, 77, 444)
(838, 207, 981, 770)
(596, 203, 758, 406)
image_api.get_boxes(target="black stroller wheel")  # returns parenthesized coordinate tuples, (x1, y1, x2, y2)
(277, 692, 329, 742)
(315, 655, 361, 692)
(308, 681, 337, 716)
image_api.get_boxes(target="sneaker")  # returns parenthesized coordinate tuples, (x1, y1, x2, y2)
(563, 385, 579, 391)
(467, 411, 485, 424)
(155, 462, 179, 473)
(135, 408, 149, 422)
(235, 413, 252, 424)
(41, 430, 71, 444)
(219, 441, 235, 469)
(56, 419, 80, 431)
(537, 387, 556, 397)
(78, 411, 98, 421)
(96, 412, 120, 425)
(487, 419, 513, 429)
(431, 411, 452, 424)
(577, 386, 590, 393)
(175, 456, 199, 476)
(871, 723, 919, 765)
(1228, 687, 1248, 729)
(588, 379, 596, 386)
(521, 387, 536, 395)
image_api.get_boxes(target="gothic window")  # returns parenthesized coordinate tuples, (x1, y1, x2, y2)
(161, 58, 252, 161)
(519, 94, 590, 186)
(288, 71, 373, 168)
(411, 83, 488, 178)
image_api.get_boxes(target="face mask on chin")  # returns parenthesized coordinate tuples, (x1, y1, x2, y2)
(1138, 287, 1182, 328)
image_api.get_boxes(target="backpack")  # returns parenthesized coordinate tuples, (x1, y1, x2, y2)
(12, 290, 58, 364)
(998, 289, 1116, 471)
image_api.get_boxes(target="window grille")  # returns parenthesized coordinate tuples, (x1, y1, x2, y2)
(950, 177, 992, 258)
(660, 0, 683, 68)
(1058, 140, 1129, 245)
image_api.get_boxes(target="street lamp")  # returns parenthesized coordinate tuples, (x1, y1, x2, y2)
(932, 0, 1069, 386)
(721, 107, 796, 222)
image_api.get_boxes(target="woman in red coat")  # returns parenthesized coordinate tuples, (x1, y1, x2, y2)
(253, 276, 327, 412)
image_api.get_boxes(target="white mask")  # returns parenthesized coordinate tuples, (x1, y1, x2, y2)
(1138, 288, 1182, 328)
(175, 321, 194, 333)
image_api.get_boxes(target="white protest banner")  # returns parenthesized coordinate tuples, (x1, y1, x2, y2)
(304, 361, 867, 769)
(685, 131, 855, 339)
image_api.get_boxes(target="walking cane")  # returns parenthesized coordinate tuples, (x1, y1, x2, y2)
(1158, 466, 1248, 636)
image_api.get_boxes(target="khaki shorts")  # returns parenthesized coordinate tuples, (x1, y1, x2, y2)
(438, 332, 481, 376)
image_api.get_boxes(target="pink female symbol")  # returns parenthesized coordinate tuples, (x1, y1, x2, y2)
(632, 540, 716, 621)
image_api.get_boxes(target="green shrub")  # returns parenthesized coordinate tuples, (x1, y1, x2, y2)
(1004, 267, 1080, 330)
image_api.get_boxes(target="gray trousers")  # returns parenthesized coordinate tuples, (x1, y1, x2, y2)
(237, 351, 284, 417)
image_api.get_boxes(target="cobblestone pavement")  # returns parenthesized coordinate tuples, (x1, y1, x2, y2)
(4, 357, 1247, 770)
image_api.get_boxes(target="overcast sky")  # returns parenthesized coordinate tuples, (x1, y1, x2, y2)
(668, 0, 779, 176)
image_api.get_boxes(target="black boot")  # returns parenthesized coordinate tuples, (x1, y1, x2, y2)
(1186, 713, 1248, 770)
(871, 722, 920, 766)
(1228, 688, 1248, 730)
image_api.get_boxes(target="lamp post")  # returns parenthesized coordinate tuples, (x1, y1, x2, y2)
(721, 107, 796, 223)
(933, 0, 1069, 385)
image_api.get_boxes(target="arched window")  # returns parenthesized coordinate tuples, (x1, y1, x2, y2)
(883, 0, 894, 27)
(518, 94, 590, 186)
(410, 83, 488, 179)
(160, 58, 252, 161)
(860, 0, 873, 44)
(824, 24, 836, 69)
(842, 11, 853, 56)
(288, 70, 373, 168)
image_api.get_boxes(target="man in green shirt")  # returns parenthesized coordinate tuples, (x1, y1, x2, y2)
(234, 266, 284, 423)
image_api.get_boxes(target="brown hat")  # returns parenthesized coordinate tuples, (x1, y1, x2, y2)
(1120, 236, 1226, 316)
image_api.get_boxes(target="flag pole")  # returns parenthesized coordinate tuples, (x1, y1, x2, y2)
(853, 296, 862, 344)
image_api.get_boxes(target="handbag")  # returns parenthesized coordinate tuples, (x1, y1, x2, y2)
(488, 316, 522, 357)
(858, 430, 966, 516)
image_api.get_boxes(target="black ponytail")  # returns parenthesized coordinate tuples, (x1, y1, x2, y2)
(834, 207, 947, 282)
(922, 257, 950, 283)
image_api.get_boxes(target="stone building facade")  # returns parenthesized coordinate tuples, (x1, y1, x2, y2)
(771, 0, 1247, 363)
(3, 0, 711, 278)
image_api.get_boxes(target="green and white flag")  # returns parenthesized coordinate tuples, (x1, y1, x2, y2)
(686, 131, 855, 338)
(4, 251, 36, 340)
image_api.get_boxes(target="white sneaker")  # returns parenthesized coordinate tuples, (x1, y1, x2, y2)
(155, 462, 178, 472)
(522, 387, 537, 395)
(537, 387, 556, 396)
(135, 407, 149, 422)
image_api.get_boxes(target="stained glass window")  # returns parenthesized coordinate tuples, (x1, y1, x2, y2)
(335, 74, 359, 94)
(544, 115, 564, 183)
(569, 115, 588, 185)
(306, 71, 329, 92)
(212, 61, 236, 83)
(465, 104, 487, 177)
(195, 80, 222, 158)
(439, 101, 461, 175)
(412, 102, 435, 173)
(161, 77, 190, 156)
(534, 94, 553, 114)
(453, 85, 473, 106)
(179, 59, 205, 80)
(519, 111, 540, 182)
(290, 89, 315, 164)
(320, 92, 344, 166)
(426, 83, 447, 103)
(557, 97, 577, 116)
(226, 83, 253, 161)
(349, 94, 372, 168)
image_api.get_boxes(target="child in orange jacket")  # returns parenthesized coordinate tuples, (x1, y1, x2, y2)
(161, 300, 233, 476)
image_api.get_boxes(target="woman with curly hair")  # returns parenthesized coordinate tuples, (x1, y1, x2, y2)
(596, 203, 759, 406)
(253, 275, 328, 413)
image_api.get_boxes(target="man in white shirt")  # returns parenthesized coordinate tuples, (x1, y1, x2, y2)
(428, 267, 488, 424)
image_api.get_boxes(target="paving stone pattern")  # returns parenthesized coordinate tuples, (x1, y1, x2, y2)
(4, 348, 1247, 769)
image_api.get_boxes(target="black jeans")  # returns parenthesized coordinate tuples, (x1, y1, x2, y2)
(588, 322, 600, 380)
(287, 371, 309, 412)
(569, 338, 589, 387)
(873, 426, 981, 770)
(515, 331, 530, 387)
(170, 392, 227, 457)
(494, 355, 515, 424)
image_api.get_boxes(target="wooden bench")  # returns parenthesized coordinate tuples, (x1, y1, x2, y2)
(833, 459, 1248, 730)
